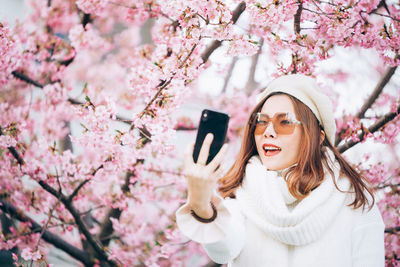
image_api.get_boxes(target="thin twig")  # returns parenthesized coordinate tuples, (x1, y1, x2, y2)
(79, 205, 106, 216)
(68, 179, 91, 203)
(371, 11, 400, 22)
(31, 198, 62, 267)
(178, 42, 199, 69)
(302, 7, 335, 18)
(133, 40, 200, 128)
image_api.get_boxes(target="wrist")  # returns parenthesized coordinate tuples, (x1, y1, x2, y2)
(188, 195, 211, 211)
(190, 202, 217, 223)
(189, 202, 212, 215)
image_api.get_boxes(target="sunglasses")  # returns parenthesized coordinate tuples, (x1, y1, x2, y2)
(249, 112, 302, 135)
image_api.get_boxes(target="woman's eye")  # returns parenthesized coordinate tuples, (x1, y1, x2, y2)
(280, 120, 291, 125)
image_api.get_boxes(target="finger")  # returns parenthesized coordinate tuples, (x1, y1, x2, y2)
(208, 143, 228, 171)
(184, 142, 195, 168)
(197, 133, 213, 165)
(212, 165, 225, 182)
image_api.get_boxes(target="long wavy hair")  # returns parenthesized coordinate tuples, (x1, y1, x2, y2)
(218, 92, 375, 210)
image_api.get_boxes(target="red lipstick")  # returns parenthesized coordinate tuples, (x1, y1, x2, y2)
(262, 143, 282, 157)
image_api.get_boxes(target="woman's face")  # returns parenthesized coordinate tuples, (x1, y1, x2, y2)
(254, 94, 303, 170)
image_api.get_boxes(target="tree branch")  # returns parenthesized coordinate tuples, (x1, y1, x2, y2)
(10, 72, 136, 127)
(385, 226, 400, 234)
(337, 104, 400, 153)
(0, 127, 25, 165)
(10, 74, 192, 132)
(201, 40, 222, 64)
(375, 183, 400, 190)
(335, 66, 397, 146)
(132, 41, 201, 131)
(67, 179, 91, 203)
(178, 42, 198, 69)
(97, 171, 136, 246)
(0, 198, 94, 266)
(245, 39, 263, 95)
(221, 57, 238, 94)
(0, 133, 115, 267)
(82, 13, 92, 28)
(294, 1, 303, 34)
(356, 66, 397, 120)
(136, 77, 173, 121)
(37, 181, 116, 266)
(289, 1, 303, 74)
(201, 1, 246, 63)
(66, 164, 103, 204)
(11, 71, 44, 88)
(10, 73, 133, 127)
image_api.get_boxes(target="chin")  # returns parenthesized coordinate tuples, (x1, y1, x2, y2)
(259, 153, 294, 171)
(260, 158, 284, 171)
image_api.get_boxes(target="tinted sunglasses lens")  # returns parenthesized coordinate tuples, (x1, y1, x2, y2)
(253, 113, 297, 135)
(252, 113, 269, 135)
(274, 116, 296, 134)
(254, 124, 267, 135)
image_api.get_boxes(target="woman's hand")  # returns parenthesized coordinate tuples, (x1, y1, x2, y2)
(183, 133, 228, 219)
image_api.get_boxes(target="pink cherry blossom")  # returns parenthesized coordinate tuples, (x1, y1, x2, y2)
(0, 23, 22, 86)
(0, 0, 399, 266)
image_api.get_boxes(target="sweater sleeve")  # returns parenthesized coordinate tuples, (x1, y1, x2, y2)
(175, 194, 246, 264)
(351, 204, 385, 267)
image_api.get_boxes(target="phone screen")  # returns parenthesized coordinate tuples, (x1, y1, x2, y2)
(192, 109, 229, 164)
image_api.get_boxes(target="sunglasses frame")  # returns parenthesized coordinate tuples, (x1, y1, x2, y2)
(249, 112, 302, 135)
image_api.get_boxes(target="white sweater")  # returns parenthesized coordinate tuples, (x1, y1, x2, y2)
(176, 154, 385, 267)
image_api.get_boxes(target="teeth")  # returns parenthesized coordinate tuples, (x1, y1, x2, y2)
(264, 146, 281, 151)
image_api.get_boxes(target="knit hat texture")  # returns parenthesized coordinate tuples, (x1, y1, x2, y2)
(256, 74, 336, 144)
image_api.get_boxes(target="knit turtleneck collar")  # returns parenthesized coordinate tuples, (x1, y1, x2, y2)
(236, 150, 351, 246)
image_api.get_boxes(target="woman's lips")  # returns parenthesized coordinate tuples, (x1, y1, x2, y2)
(262, 143, 281, 157)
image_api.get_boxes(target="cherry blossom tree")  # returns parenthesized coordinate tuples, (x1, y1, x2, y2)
(0, 0, 399, 266)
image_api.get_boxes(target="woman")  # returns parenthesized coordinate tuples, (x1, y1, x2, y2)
(176, 74, 385, 267)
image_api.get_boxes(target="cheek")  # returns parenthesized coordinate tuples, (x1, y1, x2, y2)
(254, 134, 262, 150)
(289, 132, 303, 156)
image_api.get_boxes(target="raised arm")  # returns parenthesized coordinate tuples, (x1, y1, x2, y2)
(176, 133, 246, 263)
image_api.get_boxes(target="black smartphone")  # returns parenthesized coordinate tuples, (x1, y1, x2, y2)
(193, 109, 230, 165)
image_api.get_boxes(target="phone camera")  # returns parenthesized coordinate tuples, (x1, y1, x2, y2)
(202, 111, 208, 121)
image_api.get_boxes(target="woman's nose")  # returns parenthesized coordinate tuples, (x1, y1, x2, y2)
(263, 122, 277, 138)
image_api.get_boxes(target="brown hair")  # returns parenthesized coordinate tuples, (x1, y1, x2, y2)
(218, 92, 375, 210)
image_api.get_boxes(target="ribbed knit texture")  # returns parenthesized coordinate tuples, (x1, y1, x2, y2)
(235, 150, 351, 246)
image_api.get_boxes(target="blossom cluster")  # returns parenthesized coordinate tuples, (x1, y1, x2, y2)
(0, 24, 21, 86)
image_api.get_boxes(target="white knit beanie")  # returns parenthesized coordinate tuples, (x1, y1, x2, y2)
(256, 74, 336, 144)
